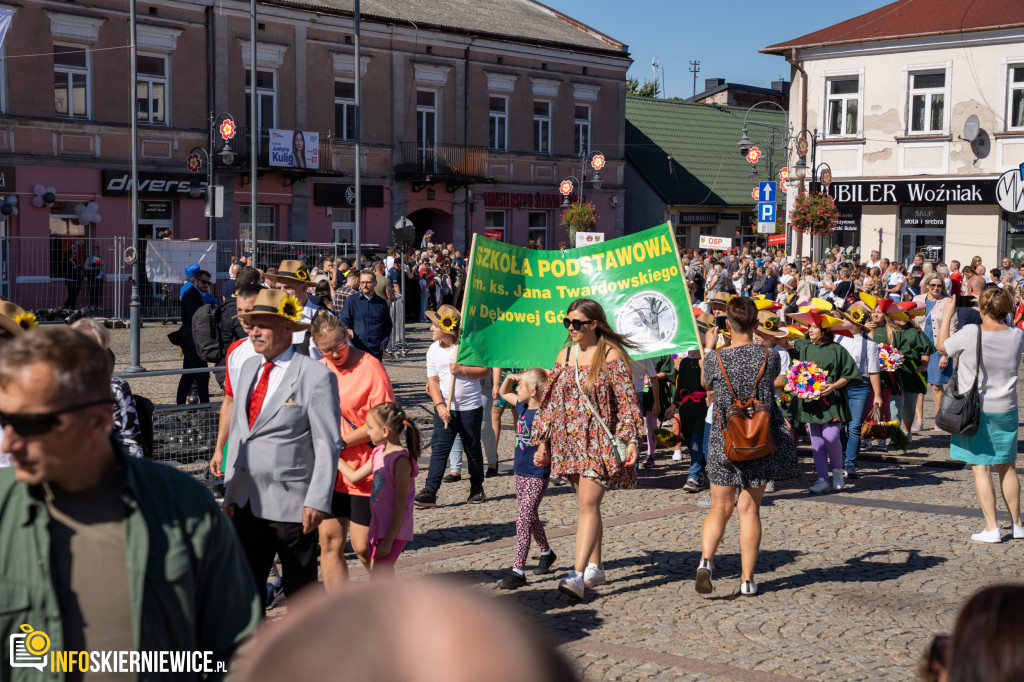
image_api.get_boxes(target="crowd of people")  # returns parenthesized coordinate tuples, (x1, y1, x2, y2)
(0, 236, 1021, 680)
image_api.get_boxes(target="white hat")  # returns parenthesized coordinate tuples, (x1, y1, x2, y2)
(779, 274, 795, 286)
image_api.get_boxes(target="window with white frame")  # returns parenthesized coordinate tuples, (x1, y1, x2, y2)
(533, 100, 551, 154)
(239, 204, 275, 244)
(334, 80, 355, 141)
(528, 211, 547, 249)
(485, 210, 505, 240)
(489, 96, 507, 151)
(908, 71, 946, 133)
(574, 105, 591, 156)
(54, 44, 89, 119)
(1009, 65, 1024, 130)
(136, 54, 167, 125)
(332, 208, 355, 244)
(826, 77, 859, 137)
(416, 90, 437, 158)
(244, 69, 276, 130)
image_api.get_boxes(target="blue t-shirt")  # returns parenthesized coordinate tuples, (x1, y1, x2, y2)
(513, 403, 549, 478)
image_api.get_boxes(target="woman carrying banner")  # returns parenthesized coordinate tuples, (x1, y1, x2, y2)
(532, 299, 642, 600)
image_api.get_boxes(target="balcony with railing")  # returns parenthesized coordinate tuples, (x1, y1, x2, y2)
(394, 142, 490, 188)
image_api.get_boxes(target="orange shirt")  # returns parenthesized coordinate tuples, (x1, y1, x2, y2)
(320, 351, 395, 496)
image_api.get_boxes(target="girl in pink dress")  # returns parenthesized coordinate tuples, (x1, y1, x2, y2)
(337, 402, 420, 575)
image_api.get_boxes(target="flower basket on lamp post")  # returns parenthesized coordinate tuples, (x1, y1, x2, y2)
(791, 191, 838, 236)
(560, 201, 598, 246)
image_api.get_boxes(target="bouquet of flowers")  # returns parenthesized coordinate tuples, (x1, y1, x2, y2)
(786, 361, 829, 400)
(878, 344, 903, 372)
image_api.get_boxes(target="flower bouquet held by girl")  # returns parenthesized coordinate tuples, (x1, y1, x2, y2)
(787, 361, 829, 401)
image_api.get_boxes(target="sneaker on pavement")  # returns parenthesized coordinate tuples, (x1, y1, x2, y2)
(558, 571, 585, 600)
(765, 480, 776, 493)
(497, 571, 527, 590)
(972, 528, 1002, 543)
(442, 472, 462, 483)
(682, 478, 700, 493)
(831, 469, 845, 491)
(533, 551, 557, 575)
(467, 488, 486, 504)
(583, 563, 606, 587)
(695, 558, 713, 595)
(808, 478, 831, 494)
(672, 451, 683, 461)
(414, 489, 437, 508)
(911, 419, 924, 432)
(844, 466, 859, 479)
(740, 580, 758, 596)
(697, 493, 713, 508)
(1013, 524, 1024, 539)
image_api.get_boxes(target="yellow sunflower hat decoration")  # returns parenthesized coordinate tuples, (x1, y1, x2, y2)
(235, 288, 311, 330)
(0, 301, 36, 337)
(265, 259, 313, 288)
(426, 304, 462, 336)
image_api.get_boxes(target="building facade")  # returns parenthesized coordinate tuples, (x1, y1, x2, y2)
(0, 0, 629, 308)
(764, 0, 1024, 266)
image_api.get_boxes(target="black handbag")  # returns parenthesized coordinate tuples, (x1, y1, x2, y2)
(935, 324, 982, 436)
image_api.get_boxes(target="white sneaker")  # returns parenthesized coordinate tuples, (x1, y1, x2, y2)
(831, 469, 845, 491)
(557, 571, 585, 599)
(697, 493, 713, 508)
(740, 580, 758, 596)
(765, 480, 776, 493)
(672, 451, 683, 461)
(1013, 524, 1024, 539)
(695, 558, 713, 594)
(808, 477, 831, 494)
(971, 528, 1002, 543)
(583, 563, 606, 587)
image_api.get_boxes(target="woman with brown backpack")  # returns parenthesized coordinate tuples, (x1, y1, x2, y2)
(696, 296, 797, 597)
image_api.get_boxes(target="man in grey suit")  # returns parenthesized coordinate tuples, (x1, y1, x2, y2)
(223, 288, 342, 602)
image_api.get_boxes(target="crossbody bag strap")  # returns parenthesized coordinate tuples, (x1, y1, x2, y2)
(970, 324, 982, 390)
(715, 349, 738, 400)
(573, 346, 617, 445)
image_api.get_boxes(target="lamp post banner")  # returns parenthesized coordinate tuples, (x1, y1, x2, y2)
(456, 223, 700, 368)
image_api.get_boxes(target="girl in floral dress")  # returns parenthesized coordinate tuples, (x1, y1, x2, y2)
(533, 298, 644, 600)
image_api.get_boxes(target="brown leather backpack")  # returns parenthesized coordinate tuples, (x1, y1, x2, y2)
(715, 347, 775, 462)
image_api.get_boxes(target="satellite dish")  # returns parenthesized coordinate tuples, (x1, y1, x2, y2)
(962, 114, 980, 143)
(393, 217, 416, 248)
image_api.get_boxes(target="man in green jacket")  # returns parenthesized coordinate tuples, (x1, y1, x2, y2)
(0, 326, 261, 682)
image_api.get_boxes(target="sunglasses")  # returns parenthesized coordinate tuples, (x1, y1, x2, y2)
(197, 279, 212, 285)
(0, 398, 115, 437)
(563, 318, 594, 331)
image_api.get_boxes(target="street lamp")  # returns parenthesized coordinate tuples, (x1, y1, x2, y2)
(558, 150, 606, 207)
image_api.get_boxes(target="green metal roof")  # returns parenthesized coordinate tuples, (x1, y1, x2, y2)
(625, 96, 789, 207)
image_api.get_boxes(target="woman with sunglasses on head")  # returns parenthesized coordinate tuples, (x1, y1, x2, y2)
(913, 274, 953, 429)
(310, 311, 394, 589)
(532, 299, 643, 600)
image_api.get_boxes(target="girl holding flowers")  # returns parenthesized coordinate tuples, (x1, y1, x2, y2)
(788, 301, 862, 494)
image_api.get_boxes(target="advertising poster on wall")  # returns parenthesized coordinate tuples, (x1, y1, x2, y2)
(269, 129, 319, 169)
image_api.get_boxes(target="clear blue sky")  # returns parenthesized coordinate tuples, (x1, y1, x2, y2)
(551, 0, 887, 97)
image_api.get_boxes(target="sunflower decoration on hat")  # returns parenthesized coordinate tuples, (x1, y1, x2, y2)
(276, 294, 303, 323)
(14, 311, 38, 330)
(756, 310, 791, 339)
(293, 266, 309, 282)
(438, 314, 458, 334)
(848, 306, 869, 326)
(426, 304, 463, 336)
(0, 301, 37, 337)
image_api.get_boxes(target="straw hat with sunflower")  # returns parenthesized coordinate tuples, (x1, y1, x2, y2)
(264, 259, 313, 288)
(235, 289, 310, 330)
(426, 304, 461, 336)
(0, 301, 38, 337)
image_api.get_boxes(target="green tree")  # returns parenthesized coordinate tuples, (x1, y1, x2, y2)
(626, 76, 660, 98)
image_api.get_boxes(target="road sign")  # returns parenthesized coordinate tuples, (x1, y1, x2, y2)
(758, 182, 777, 203)
(758, 202, 776, 223)
(768, 233, 786, 245)
(757, 222, 775, 234)
(699, 235, 732, 250)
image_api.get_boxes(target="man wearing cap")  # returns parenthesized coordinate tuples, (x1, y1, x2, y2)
(266, 259, 330, 358)
(177, 265, 213, 404)
(340, 270, 393, 361)
(223, 288, 342, 601)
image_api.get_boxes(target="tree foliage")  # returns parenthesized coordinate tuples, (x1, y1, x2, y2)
(626, 76, 660, 98)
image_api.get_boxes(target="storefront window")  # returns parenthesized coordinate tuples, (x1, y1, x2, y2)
(49, 212, 87, 280)
(899, 206, 945, 264)
(239, 204, 275, 244)
(484, 210, 505, 241)
(1002, 210, 1024, 265)
(528, 211, 547, 249)
(824, 205, 860, 261)
(333, 208, 355, 244)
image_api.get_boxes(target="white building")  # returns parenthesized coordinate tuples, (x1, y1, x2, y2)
(764, 0, 1024, 267)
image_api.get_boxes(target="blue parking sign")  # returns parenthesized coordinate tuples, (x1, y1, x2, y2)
(758, 201, 776, 223)
(758, 182, 776, 203)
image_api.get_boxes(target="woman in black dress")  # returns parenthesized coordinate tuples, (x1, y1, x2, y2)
(697, 296, 798, 596)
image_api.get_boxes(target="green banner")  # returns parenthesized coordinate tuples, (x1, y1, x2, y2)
(456, 223, 700, 368)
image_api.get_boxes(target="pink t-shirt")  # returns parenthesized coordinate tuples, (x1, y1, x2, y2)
(368, 445, 417, 543)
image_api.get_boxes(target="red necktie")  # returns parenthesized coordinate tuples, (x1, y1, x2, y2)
(248, 361, 275, 429)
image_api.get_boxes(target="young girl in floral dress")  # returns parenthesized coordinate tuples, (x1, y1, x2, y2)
(533, 298, 643, 600)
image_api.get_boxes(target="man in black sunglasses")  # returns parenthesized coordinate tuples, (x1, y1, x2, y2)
(0, 326, 260, 669)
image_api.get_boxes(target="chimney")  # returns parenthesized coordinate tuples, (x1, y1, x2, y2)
(772, 80, 791, 95)
(703, 78, 726, 91)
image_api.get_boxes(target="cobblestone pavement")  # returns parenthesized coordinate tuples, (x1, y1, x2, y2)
(110, 321, 1024, 681)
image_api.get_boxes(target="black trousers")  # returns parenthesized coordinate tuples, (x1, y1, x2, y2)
(63, 278, 81, 310)
(176, 345, 210, 404)
(87, 277, 102, 309)
(232, 503, 320, 606)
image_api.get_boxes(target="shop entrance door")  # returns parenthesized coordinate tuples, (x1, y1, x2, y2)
(899, 206, 946, 264)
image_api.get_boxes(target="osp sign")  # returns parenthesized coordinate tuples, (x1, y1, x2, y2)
(699, 235, 732, 250)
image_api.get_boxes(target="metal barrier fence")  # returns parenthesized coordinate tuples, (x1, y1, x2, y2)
(1, 236, 382, 321)
(151, 402, 221, 487)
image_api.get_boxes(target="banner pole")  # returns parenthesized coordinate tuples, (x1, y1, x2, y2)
(665, 223, 705, 359)
(447, 233, 478, 425)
